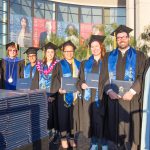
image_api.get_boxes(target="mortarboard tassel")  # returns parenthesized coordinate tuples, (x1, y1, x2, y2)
(114, 32, 117, 49)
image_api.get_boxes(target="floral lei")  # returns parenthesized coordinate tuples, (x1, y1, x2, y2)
(36, 60, 58, 75)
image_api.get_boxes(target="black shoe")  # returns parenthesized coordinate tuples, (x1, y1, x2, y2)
(53, 134, 60, 144)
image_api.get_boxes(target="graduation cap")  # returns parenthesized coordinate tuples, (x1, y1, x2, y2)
(6, 42, 19, 50)
(59, 40, 76, 51)
(110, 25, 133, 36)
(23, 47, 39, 55)
(89, 35, 106, 46)
(43, 42, 58, 51)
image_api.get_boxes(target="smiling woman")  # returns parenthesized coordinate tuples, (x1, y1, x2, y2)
(50, 40, 80, 149)
(23, 47, 39, 90)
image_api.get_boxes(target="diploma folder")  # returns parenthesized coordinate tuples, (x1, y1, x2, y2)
(111, 79, 133, 96)
(16, 78, 32, 90)
(61, 77, 77, 92)
(86, 73, 99, 89)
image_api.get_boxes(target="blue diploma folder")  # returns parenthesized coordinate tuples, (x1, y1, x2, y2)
(16, 78, 32, 90)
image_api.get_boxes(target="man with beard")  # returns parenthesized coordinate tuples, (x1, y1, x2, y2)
(99, 25, 146, 149)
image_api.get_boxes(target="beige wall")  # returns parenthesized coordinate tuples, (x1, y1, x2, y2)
(126, 0, 134, 35)
(51, 0, 126, 7)
(136, 0, 150, 39)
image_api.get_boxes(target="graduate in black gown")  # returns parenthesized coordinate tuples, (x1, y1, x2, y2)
(99, 25, 146, 149)
(23, 47, 39, 90)
(1, 42, 24, 90)
(36, 42, 59, 142)
(50, 40, 80, 149)
(76, 35, 106, 149)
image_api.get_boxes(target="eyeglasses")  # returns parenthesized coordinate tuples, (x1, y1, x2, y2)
(117, 36, 128, 41)
(9, 49, 17, 52)
(63, 51, 74, 53)
(28, 55, 36, 58)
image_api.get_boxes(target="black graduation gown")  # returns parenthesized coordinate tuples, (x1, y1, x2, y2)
(141, 57, 150, 98)
(99, 49, 146, 146)
(28, 65, 39, 90)
(1, 58, 25, 90)
(76, 59, 104, 138)
(50, 61, 79, 136)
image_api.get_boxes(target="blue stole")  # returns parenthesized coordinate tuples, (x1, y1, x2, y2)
(39, 64, 52, 93)
(108, 47, 136, 81)
(84, 55, 102, 107)
(3, 57, 23, 90)
(24, 63, 36, 79)
(60, 59, 80, 106)
(141, 66, 150, 150)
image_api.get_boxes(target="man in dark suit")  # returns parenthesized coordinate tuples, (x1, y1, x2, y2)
(39, 21, 52, 47)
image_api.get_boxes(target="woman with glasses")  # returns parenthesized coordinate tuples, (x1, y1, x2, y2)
(23, 47, 39, 90)
(1, 42, 24, 90)
(50, 40, 80, 149)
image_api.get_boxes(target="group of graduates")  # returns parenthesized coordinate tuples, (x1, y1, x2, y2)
(0, 24, 150, 150)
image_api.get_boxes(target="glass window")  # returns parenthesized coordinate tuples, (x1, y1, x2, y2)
(116, 17, 126, 25)
(10, 3, 21, 14)
(104, 9, 110, 17)
(115, 8, 126, 16)
(110, 8, 115, 16)
(22, 0, 32, 7)
(45, 10, 54, 20)
(68, 5, 78, 14)
(92, 8, 102, 15)
(21, 6, 31, 16)
(81, 14, 91, 23)
(57, 12, 67, 22)
(104, 17, 110, 24)
(58, 4, 68, 13)
(92, 15, 102, 24)
(0, 11, 2, 22)
(0, 23, 2, 34)
(45, 2, 53, 10)
(34, 1, 44, 9)
(81, 7, 91, 15)
(68, 14, 78, 23)
(34, 9, 44, 18)
(10, 0, 21, 4)
(0, 1, 2, 10)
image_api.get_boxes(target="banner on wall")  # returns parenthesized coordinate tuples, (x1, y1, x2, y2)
(10, 14, 32, 48)
(57, 21, 80, 46)
(33, 18, 56, 48)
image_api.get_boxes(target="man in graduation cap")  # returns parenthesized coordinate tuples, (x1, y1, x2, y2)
(99, 25, 146, 149)
(23, 47, 39, 90)
(50, 40, 80, 148)
(140, 57, 150, 150)
(1, 42, 24, 90)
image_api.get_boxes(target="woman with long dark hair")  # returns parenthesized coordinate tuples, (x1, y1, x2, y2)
(36, 42, 59, 141)
(17, 16, 32, 47)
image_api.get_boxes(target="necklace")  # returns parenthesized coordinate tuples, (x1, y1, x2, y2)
(36, 60, 58, 75)
(8, 58, 16, 83)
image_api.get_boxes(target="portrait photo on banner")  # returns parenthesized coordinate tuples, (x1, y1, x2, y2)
(10, 14, 32, 48)
(33, 18, 56, 48)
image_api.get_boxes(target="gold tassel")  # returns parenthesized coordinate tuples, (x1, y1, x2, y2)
(114, 32, 117, 49)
